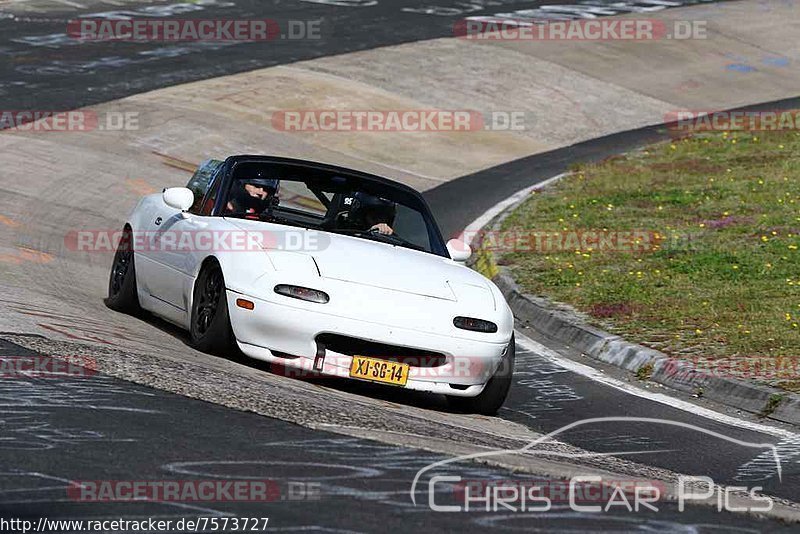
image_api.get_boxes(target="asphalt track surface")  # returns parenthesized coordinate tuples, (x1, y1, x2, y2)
(1, 338, 794, 532)
(3, 0, 800, 531)
(1, 0, 718, 110)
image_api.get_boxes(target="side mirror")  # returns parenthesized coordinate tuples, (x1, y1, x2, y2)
(163, 187, 194, 212)
(446, 239, 472, 262)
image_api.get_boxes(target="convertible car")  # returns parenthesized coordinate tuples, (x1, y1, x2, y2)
(106, 156, 514, 414)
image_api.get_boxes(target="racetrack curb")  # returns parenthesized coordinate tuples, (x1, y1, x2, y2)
(469, 177, 800, 428)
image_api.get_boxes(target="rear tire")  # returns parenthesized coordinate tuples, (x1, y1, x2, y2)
(190, 261, 236, 355)
(105, 226, 141, 314)
(448, 334, 515, 415)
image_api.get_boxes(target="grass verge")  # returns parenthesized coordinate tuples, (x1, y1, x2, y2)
(499, 129, 800, 391)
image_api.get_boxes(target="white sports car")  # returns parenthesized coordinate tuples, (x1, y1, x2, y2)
(107, 156, 515, 414)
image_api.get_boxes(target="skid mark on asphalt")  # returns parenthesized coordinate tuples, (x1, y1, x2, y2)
(0, 470, 230, 518)
(0, 214, 21, 227)
(152, 151, 198, 173)
(514, 330, 800, 441)
(735, 436, 800, 483)
(0, 358, 160, 453)
(511, 330, 800, 499)
(124, 177, 157, 196)
(0, 297, 166, 349)
(0, 246, 53, 265)
(503, 348, 584, 420)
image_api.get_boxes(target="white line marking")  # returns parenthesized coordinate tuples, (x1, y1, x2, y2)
(460, 171, 800, 441)
(514, 330, 800, 441)
(460, 172, 568, 247)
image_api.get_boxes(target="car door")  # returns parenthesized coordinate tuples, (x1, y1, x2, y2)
(145, 160, 224, 309)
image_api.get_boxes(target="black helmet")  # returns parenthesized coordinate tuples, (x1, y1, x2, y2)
(232, 173, 280, 213)
(347, 192, 396, 227)
(243, 171, 280, 194)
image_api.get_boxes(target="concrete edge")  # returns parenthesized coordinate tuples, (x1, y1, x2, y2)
(470, 176, 800, 428)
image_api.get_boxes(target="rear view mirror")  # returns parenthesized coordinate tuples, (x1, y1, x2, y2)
(163, 187, 194, 212)
(447, 239, 472, 262)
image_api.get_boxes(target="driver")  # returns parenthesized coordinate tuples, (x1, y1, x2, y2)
(348, 192, 396, 235)
(226, 174, 280, 216)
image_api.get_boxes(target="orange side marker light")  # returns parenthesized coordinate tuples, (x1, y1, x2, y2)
(236, 298, 255, 310)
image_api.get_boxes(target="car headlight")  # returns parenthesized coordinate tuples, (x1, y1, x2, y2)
(274, 284, 330, 304)
(453, 316, 498, 333)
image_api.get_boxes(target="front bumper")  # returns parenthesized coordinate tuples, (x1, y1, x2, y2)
(227, 291, 510, 397)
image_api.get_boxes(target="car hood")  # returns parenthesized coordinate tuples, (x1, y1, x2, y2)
(225, 218, 493, 303)
(315, 233, 466, 300)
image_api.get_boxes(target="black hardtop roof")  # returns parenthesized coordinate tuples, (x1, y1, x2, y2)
(224, 155, 424, 199)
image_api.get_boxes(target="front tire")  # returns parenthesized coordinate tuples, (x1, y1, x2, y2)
(105, 226, 141, 314)
(448, 334, 515, 415)
(190, 261, 235, 355)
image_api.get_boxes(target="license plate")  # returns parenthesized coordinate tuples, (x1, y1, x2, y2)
(349, 356, 409, 386)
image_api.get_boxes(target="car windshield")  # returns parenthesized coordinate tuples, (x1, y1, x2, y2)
(220, 161, 447, 257)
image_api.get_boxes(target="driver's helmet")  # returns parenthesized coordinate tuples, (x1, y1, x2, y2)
(244, 173, 280, 196)
(346, 192, 396, 229)
(232, 172, 280, 213)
